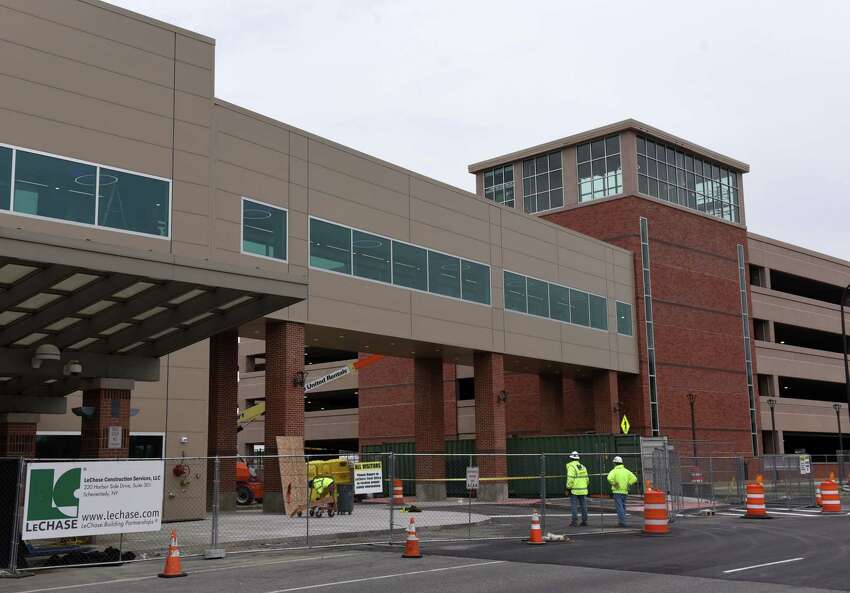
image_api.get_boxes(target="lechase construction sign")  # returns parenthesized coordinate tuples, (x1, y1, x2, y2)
(22, 460, 164, 540)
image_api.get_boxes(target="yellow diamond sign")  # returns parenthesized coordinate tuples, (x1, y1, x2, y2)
(620, 415, 630, 435)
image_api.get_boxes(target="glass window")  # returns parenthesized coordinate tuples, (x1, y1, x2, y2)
(526, 278, 549, 317)
(461, 260, 490, 305)
(504, 271, 527, 313)
(14, 150, 96, 224)
(589, 294, 608, 330)
(98, 168, 169, 236)
(0, 147, 10, 211)
(428, 251, 460, 299)
(482, 164, 515, 208)
(522, 150, 563, 214)
(549, 284, 570, 322)
(577, 134, 623, 202)
(616, 302, 633, 336)
(636, 135, 740, 223)
(392, 241, 427, 291)
(309, 218, 351, 274)
(569, 289, 590, 326)
(242, 199, 287, 260)
(353, 230, 390, 283)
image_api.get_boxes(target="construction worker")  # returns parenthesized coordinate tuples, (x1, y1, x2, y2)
(607, 456, 637, 527)
(565, 451, 589, 527)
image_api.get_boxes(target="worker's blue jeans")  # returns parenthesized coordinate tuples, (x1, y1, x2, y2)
(570, 494, 588, 524)
(613, 493, 627, 526)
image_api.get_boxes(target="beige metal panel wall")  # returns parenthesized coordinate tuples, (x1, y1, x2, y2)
(236, 117, 639, 372)
(760, 396, 840, 434)
(749, 233, 850, 288)
(752, 287, 844, 335)
(755, 342, 847, 384)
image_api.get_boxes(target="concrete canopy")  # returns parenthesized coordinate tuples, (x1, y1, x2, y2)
(0, 229, 307, 402)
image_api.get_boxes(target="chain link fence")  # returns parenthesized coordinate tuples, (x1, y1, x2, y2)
(5, 451, 647, 573)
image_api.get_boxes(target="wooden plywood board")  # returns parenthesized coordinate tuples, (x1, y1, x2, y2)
(276, 436, 308, 516)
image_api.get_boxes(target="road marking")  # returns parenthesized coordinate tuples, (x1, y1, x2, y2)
(723, 557, 804, 574)
(13, 553, 358, 593)
(265, 560, 506, 592)
(724, 509, 818, 518)
(489, 513, 619, 518)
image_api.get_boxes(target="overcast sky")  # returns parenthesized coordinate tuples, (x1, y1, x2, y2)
(114, 0, 850, 259)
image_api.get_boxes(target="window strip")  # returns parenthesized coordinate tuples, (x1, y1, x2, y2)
(640, 217, 660, 436)
(737, 243, 759, 455)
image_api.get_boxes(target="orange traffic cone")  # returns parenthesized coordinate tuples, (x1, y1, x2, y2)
(526, 509, 545, 545)
(158, 529, 187, 578)
(401, 517, 422, 558)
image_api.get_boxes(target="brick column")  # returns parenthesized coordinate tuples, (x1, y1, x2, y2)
(473, 352, 507, 501)
(414, 358, 445, 501)
(539, 374, 564, 435)
(263, 320, 305, 513)
(592, 370, 620, 434)
(80, 380, 132, 458)
(0, 414, 37, 457)
(207, 329, 238, 511)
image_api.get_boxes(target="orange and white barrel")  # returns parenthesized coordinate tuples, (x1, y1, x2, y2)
(643, 490, 669, 535)
(392, 479, 405, 505)
(821, 480, 841, 513)
(745, 482, 767, 518)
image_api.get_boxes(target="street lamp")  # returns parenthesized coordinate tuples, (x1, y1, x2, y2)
(834, 402, 844, 484)
(767, 398, 778, 454)
(687, 393, 697, 457)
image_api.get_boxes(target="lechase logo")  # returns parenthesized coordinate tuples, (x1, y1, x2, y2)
(25, 468, 81, 533)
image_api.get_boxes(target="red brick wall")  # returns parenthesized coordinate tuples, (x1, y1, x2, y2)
(0, 422, 36, 457)
(544, 196, 759, 455)
(414, 358, 445, 479)
(208, 329, 238, 494)
(264, 320, 305, 492)
(80, 388, 130, 458)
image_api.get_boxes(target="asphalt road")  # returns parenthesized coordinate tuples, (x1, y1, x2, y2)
(0, 507, 845, 593)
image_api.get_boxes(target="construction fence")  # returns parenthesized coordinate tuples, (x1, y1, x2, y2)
(1, 445, 831, 573)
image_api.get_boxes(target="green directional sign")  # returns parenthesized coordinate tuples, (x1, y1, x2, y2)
(620, 415, 630, 435)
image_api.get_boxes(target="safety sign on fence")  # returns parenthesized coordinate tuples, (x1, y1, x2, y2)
(466, 466, 480, 490)
(353, 461, 383, 495)
(22, 460, 164, 540)
(798, 454, 812, 475)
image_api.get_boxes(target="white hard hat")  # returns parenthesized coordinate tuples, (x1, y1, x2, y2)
(569, 451, 580, 460)
(613, 456, 623, 464)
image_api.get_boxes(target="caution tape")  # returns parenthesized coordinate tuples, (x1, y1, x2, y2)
(393, 474, 578, 483)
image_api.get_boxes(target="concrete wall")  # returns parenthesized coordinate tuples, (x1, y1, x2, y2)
(749, 233, 850, 442)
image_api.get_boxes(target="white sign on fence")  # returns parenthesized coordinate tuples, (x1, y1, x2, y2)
(466, 466, 480, 490)
(799, 454, 812, 475)
(22, 460, 164, 540)
(353, 461, 383, 495)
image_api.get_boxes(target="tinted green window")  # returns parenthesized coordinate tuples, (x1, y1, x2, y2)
(570, 289, 590, 326)
(14, 151, 96, 224)
(527, 278, 549, 317)
(549, 284, 570, 322)
(353, 230, 390, 283)
(504, 272, 527, 313)
(0, 147, 10, 210)
(617, 301, 633, 336)
(310, 218, 351, 273)
(242, 199, 286, 260)
(98, 168, 169, 236)
(461, 260, 490, 304)
(428, 251, 460, 298)
(392, 241, 427, 291)
(589, 294, 608, 330)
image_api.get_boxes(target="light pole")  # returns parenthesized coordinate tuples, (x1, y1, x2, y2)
(687, 393, 697, 457)
(834, 402, 844, 484)
(767, 398, 778, 454)
(841, 284, 850, 472)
